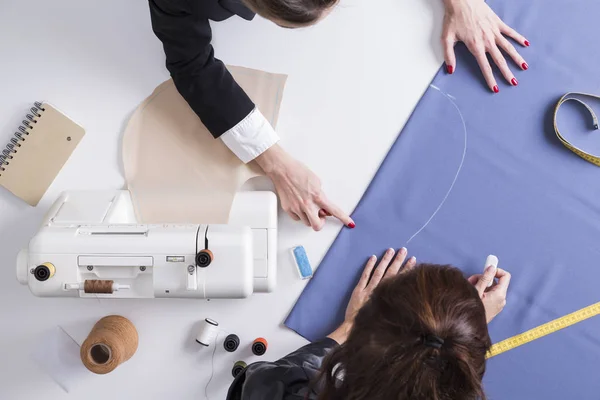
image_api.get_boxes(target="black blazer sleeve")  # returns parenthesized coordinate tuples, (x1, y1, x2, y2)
(226, 338, 339, 400)
(148, 0, 255, 138)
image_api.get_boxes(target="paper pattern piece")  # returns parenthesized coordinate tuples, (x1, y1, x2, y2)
(122, 66, 287, 223)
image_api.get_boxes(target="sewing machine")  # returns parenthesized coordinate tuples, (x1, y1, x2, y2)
(16, 190, 277, 298)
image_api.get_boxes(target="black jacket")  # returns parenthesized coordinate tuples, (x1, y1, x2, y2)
(149, 0, 257, 138)
(226, 338, 338, 400)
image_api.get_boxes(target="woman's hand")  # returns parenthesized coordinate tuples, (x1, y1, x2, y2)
(328, 247, 417, 344)
(442, 0, 529, 92)
(468, 266, 511, 323)
(255, 144, 354, 231)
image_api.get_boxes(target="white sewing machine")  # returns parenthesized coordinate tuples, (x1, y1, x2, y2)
(16, 190, 277, 299)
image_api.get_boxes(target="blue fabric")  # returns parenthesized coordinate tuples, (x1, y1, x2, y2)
(284, 0, 600, 397)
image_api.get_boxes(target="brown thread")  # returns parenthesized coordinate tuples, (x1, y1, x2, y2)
(80, 315, 138, 374)
(84, 280, 114, 294)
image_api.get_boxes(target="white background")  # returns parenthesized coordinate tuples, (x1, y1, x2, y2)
(0, 0, 443, 399)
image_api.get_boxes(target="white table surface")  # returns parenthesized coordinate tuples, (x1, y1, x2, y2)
(0, 0, 444, 399)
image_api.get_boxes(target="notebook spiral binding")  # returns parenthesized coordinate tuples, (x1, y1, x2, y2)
(0, 102, 45, 175)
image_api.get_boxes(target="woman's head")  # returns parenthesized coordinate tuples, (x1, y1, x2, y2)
(242, 0, 338, 28)
(320, 263, 491, 400)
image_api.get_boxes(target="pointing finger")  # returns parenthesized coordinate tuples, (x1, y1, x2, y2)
(317, 196, 355, 228)
(443, 35, 457, 74)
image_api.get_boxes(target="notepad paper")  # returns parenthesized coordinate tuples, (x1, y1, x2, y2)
(0, 103, 85, 206)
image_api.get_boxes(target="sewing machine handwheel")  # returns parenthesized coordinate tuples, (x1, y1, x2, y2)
(196, 249, 213, 268)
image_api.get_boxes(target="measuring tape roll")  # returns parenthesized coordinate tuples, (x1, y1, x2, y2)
(553, 92, 600, 166)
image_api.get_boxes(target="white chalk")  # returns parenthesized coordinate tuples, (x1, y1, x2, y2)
(484, 255, 498, 288)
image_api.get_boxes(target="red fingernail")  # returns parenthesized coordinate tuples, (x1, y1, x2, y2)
(524, 40, 530, 47)
(511, 78, 518, 86)
(447, 65, 454, 74)
(493, 85, 499, 93)
(521, 62, 528, 70)
(348, 222, 356, 229)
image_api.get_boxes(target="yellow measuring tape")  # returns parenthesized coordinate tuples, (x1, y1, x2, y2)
(554, 92, 600, 166)
(487, 301, 600, 358)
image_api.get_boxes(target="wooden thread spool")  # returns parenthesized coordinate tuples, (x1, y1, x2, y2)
(80, 315, 138, 374)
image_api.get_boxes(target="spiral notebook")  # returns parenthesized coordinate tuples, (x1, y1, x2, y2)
(0, 102, 85, 206)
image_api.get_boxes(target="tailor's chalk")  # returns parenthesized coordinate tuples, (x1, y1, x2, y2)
(484, 255, 498, 288)
(291, 246, 313, 279)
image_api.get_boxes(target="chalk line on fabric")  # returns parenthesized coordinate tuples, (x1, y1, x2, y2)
(406, 85, 467, 243)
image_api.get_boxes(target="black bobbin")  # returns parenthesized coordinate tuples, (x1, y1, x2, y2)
(232, 361, 247, 378)
(251, 338, 268, 356)
(224, 334, 240, 352)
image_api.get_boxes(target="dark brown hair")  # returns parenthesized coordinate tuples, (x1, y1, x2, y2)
(242, 0, 338, 26)
(319, 264, 491, 400)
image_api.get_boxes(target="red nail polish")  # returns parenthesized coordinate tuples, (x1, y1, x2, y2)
(493, 85, 499, 93)
(521, 62, 528, 70)
(511, 78, 518, 86)
(447, 65, 454, 74)
(524, 40, 530, 47)
(348, 222, 356, 229)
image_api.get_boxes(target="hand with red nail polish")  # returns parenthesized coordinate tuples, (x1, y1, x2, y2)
(256, 145, 355, 231)
(441, 0, 530, 92)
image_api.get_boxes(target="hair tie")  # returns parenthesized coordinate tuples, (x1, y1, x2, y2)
(422, 334, 444, 349)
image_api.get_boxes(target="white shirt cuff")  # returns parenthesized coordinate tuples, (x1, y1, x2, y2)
(220, 107, 280, 163)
